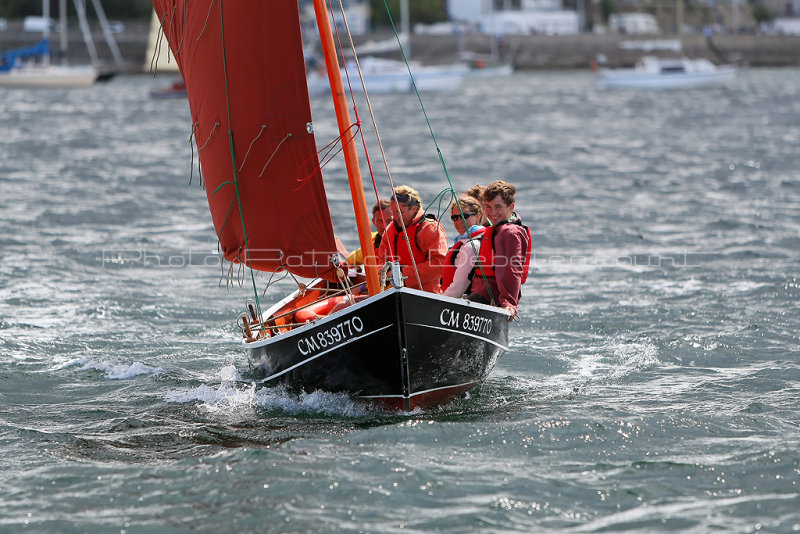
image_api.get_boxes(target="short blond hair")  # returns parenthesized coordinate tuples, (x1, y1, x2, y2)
(391, 185, 421, 207)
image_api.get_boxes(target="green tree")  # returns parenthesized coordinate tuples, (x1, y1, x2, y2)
(750, 1, 773, 24)
(600, 0, 616, 23)
(369, 0, 447, 29)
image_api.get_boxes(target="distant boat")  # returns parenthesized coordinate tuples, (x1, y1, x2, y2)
(307, 0, 467, 95)
(307, 56, 468, 95)
(149, 78, 187, 99)
(0, 48, 97, 88)
(0, 1, 96, 89)
(595, 56, 736, 90)
(464, 58, 514, 79)
(459, 35, 515, 79)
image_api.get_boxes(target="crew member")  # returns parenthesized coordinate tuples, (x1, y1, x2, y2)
(376, 185, 448, 293)
(468, 180, 532, 321)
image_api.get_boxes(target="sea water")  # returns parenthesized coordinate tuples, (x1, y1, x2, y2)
(1, 69, 799, 533)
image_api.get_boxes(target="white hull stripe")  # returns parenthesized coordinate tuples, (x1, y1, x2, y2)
(359, 380, 480, 400)
(254, 324, 395, 384)
(406, 322, 509, 351)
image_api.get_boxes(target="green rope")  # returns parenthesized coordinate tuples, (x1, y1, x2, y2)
(381, 1, 496, 305)
(218, 0, 262, 318)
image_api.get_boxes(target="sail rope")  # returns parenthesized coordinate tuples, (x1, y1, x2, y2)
(329, 0, 388, 238)
(174, 0, 189, 57)
(379, 0, 495, 304)
(299, 123, 361, 190)
(197, 122, 220, 151)
(258, 132, 292, 178)
(237, 124, 266, 172)
(149, 14, 164, 74)
(197, 0, 216, 42)
(329, 0, 424, 289)
(187, 123, 197, 186)
(216, 0, 263, 319)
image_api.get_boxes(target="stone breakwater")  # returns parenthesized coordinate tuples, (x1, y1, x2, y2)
(2, 24, 799, 72)
(413, 33, 800, 69)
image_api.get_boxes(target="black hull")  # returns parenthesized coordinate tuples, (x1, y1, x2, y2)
(246, 288, 508, 411)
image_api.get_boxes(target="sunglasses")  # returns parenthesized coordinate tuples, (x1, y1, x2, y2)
(392, 193, 419, 206)
(450, 212, 477, 222)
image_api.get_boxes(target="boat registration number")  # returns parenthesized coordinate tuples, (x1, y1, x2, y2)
(297, 316, 364, 356)
(440, 309, 493, 335)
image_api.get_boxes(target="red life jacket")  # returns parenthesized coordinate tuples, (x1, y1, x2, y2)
(475, 218, 532, 283)
(441, 227, 486, 291)
(386, 213, 437, 267)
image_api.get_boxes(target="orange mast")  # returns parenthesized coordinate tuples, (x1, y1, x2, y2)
(312, 0, 380, 296)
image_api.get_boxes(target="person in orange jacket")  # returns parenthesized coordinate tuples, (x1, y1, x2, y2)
(376, 185, 448, 293)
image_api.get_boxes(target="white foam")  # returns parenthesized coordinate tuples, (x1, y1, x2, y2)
(165, 378, 370, 417)
(254, 387, 370, 416)
(166, 383, 256, 410)
(71, 358, 163, 380)
(104, 361, 163, 380)
(50, 357, 91, 370)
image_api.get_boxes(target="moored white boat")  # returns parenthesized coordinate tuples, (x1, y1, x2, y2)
(0, 62, 97, 88)
(465, 61, 513, 79)
(596, 56, 736, 89)
(0, 0, 98, 89)
(307, 56, 468, 95)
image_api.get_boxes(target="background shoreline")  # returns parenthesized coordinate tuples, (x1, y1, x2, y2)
(2, 20, 800, 73)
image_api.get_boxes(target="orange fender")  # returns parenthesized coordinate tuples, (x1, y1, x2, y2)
(295, 296, 348, 323)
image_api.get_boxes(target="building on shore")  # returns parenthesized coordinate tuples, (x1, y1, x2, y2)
(447, 0, 580, 35)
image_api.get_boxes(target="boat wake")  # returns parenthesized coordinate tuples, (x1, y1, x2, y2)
(166, 365, 374, 417)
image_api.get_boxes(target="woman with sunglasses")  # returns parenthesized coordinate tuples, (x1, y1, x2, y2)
(442, 191, 486, 297)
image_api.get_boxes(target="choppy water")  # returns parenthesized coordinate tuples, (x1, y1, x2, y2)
(1, 69, 799, 533)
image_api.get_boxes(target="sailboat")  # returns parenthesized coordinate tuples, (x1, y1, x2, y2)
(0, 0, 97, 88)
(595, 55, 736, 90)
(306, 0, 468, 95)
(150, 0, 509, 412)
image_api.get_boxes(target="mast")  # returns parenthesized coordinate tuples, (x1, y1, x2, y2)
(90, 0, 124, 65)
(43, 0, 51, 66)
(73, 0, 99, 66)
(400, 0, 410, 59)
(59, 0, 67, 62)
(312, 0, 380, 296)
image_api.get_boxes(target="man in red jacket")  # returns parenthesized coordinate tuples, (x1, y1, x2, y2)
(469, 180, 532, 321)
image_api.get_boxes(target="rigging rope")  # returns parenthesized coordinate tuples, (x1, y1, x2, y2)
(379, 0, 495, 303)
(330, 0, 423, 289)
(217, 0, 263, 319)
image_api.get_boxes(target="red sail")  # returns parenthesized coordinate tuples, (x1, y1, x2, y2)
(152, 0, 338, 280)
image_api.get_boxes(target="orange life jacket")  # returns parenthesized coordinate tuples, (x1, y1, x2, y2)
(475, 218, 532, 283)
(441, 227, 486, 291)
(386, 213, 437, 267)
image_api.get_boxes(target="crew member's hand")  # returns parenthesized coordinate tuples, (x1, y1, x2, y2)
(504, 305, 517, 322)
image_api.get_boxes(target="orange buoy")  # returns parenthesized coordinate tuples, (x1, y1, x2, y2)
(295, 296, 348, 323)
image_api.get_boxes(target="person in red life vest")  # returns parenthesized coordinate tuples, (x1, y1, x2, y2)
(468, 180, 532, 321)
(442, 192, 485, 297)
(376, 185, 448, 293)
(346, 199, 391, 266)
